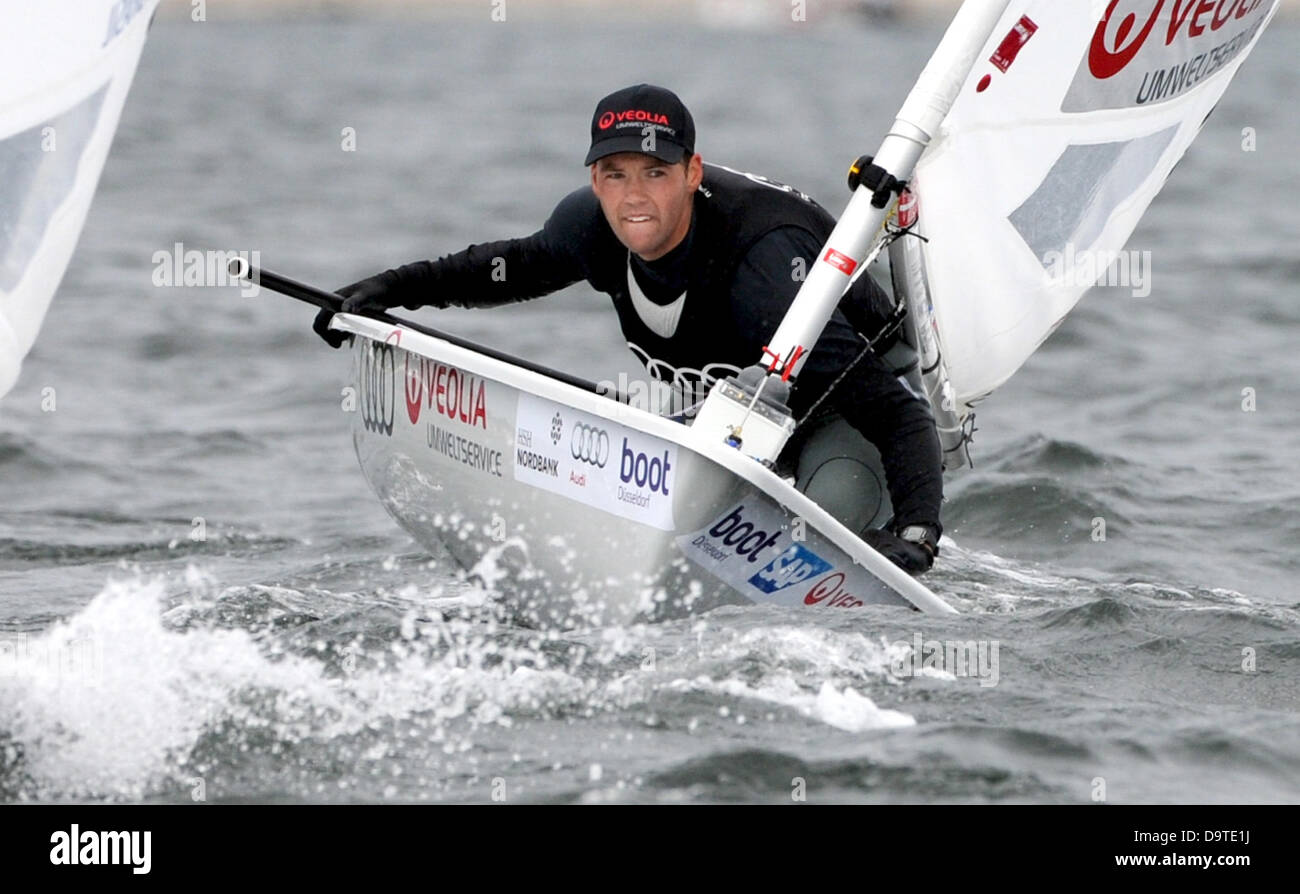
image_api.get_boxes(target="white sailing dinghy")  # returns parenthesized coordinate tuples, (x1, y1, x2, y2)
(0, 0, 160, 399)
(262, 0, 1278, 626)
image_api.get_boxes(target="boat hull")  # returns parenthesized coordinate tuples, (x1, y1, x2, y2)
(336, 316, 954, 625)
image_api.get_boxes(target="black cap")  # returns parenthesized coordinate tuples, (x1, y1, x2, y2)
(584, 84, 695, 166)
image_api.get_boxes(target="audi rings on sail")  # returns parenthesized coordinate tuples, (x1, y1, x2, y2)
(571, 423, 610, 467)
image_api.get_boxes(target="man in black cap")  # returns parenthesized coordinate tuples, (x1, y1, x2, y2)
(314, 84, 944, 573)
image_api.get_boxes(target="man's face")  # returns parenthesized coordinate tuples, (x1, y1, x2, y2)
(590, 152, 703, 261)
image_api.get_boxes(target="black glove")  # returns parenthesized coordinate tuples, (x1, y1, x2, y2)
(312, 271, 401, 349)
(863, 523, 939, 575)
(312, 306, 349, 349)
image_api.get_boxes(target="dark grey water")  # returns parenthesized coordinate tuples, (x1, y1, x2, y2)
(2, 13, 1298, 803)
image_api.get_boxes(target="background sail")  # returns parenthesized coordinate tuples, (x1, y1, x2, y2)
(0, 0, 160, 399)
(910, 0, 1280, 415)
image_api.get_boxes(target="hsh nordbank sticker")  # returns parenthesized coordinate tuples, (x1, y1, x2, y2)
(977, 15, 1039, 92)
(992, 16, 1039, 71)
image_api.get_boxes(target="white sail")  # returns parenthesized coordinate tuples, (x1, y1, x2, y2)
(0, 0, 160, 399)
(907, 0, 1280, 419)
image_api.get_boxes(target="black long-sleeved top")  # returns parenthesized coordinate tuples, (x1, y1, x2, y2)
(367, 164, 943, 532)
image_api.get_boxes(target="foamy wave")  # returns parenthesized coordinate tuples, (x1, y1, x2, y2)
(647, 623, 918, 732)
(0, 572, 594, 800)
(1, 575, 280, 799)
(702, 677, 915, 732)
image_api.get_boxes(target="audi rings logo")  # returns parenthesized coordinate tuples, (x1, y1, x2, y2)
(570, 423, 610, 467)
(359, 340, 395, 436)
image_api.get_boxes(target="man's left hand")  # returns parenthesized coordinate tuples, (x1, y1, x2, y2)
(863, 524, 939, 575)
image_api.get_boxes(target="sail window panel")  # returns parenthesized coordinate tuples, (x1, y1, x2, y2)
(1008, 126, 1178, 268)
(0, 84, 108, 292)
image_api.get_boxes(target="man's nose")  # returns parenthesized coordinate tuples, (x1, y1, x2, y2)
(628, 173, 654, 197)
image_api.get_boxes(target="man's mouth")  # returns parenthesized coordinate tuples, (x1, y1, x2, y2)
(623, 215, 653, 224)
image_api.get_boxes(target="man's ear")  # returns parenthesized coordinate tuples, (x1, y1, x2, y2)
(590, 163, 599, 192)
(686, 154, 703, 190)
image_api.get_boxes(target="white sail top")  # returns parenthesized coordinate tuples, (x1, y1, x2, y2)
(0, 0, 160, 399)
(912, 0, 1279, 414)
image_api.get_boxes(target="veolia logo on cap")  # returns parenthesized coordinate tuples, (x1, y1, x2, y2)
(598, 109, 672, 130)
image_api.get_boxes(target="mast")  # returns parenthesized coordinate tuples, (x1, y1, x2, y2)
(691, 0, 1013, 462)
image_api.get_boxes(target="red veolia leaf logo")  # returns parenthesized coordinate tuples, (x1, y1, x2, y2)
(1089, 0, 1165, 79)
(405, 355, 423, 425)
